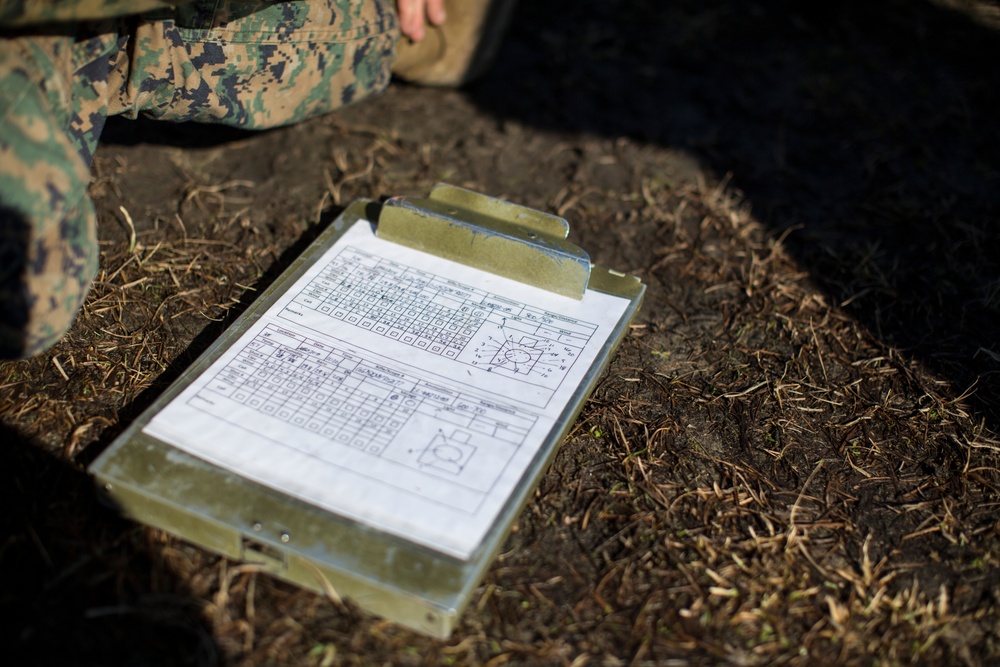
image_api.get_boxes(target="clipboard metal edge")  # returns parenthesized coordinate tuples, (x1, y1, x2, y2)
(88, 195, 645, 638)
(376, 184, 592, 300)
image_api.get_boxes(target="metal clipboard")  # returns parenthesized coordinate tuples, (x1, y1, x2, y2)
(89, 185, 644, 638)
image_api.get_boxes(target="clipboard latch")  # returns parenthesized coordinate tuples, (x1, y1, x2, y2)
(376, 184, 591, 299)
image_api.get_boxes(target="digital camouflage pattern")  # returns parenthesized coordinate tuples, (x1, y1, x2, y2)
(0, 0, 177, 27)
(0, 31, 110, 357)
(0, 0, 400, 357)
(111, 0, 399, 128)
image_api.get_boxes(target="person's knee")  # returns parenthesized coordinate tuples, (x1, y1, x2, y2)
(0, 39, 101, 358)
(0, 202, 99, 359)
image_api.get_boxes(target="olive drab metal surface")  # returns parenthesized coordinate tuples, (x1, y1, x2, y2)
(377, 184, 592, 299)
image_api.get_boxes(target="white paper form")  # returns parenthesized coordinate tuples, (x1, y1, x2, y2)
(144, 219, 631, 559)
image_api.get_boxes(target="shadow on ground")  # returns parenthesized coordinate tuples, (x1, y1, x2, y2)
(470, 0, 1000, 428)
(0, 423, 218, 666)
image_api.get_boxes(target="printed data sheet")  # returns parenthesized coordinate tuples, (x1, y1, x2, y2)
(144, 219, 631, 558)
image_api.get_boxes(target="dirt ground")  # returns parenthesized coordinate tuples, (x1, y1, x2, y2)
(3, 0, 1000, 664)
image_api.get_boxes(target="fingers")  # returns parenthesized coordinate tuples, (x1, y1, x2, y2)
(397, 0, 421, 41)
(426, 0, 446, 27)
(397, 0, 446, 42)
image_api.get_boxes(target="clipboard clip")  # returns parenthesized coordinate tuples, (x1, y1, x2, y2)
(375, 184, 591, 299)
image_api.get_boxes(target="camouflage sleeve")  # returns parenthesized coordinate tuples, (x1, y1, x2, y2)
(0, 1, 186, 27)
(0, 33, 106, 358)
(109, 0, 401, 129)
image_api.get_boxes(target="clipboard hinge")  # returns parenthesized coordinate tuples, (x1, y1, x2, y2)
(375, 184, 591, 299)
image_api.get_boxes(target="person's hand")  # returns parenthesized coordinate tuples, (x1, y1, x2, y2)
(397, 0, 446, 42)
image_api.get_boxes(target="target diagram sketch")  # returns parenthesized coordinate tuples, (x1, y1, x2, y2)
(418, 430, 475, 475)
(473, 332, 569, 380)
(142, 219, 633, 558)
(281, 246, 599, 406)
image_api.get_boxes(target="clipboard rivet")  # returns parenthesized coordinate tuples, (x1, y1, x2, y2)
(252, 521, 263, 532)
(280, 532, 291, 543)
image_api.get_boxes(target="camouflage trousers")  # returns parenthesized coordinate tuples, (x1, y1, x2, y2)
(0, 0, 400, 358)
